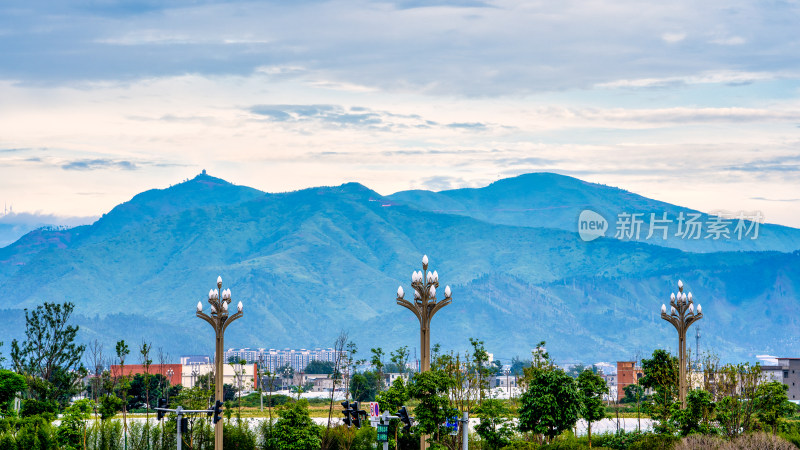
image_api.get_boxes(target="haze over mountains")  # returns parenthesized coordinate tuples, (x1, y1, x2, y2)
(1, 172, 799, 364)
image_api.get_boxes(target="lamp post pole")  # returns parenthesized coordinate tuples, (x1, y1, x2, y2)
(396, 254, 452, 449)
(660, 279, 702, 409)
(196, 276, 244, 450)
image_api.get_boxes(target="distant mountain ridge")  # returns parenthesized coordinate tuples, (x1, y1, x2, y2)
(1, 172, 798, 364)
(389, 173, 800, 253)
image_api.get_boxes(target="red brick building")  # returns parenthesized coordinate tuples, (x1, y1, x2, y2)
(616, 361, 643, 401)
(110, 363, 182, 386)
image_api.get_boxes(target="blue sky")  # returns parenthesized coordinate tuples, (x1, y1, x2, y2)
(1, 0, 799, 229)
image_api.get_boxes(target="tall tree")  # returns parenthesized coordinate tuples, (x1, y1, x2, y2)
(474, 399, 514, 450)
(0, 369, 27, 412)
(518, 368, 581, 443)
(139, 340, 152, 420)
(755, 381, 794, 435)
(116, 339, 131, 447)
(577, 369, 608, 448)
(370, 347, 385, 392)
(469, 338, 491, 403)
(389, 345, 409, 375)
(10, 302, 86, 409)
(85, 339, 104, 422)
(323, 331, 348, 450)
(640, 349, 679, 433)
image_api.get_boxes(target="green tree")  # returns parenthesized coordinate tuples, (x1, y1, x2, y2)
(375, 377, 411, 447)
(115, 339, 131, 448)
(0, 369, 27, 412)
(56, 398, 93, 450)
(10, 302, 86, 409)
(518, 368, 581, 443)
(388, 345, 410, 375)
(713, 362, 762, 438)
(304, 360, 335, 374)
(621, 383, 645, 404)
(266, 400, 321, 450)
(510, 357, 531, 377)
(474, 398, 514, 450)
(577, 369, 608, 448)
(128, 373, 170, 410)
(469, 338, 492, 403)
(672, 388, 715, 436)
(370, 347, 386, 393)
(350, 371, 379, 402)
(755, 381, 794, 435)
(138, 339, 152, 420)
(640, 349, 678, 433)
(408, 369, 458, 443)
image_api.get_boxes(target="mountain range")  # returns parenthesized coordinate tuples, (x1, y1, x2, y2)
(1, 172, 799, 365)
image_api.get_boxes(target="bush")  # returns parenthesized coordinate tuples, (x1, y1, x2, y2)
(627, 433, 678, 450)
(727, 432, 796, 449)
(674, 434, 725, 449)
(500, 441, 540, 450)
(223, 419, 257, 450)
(263, 400, 321, 450)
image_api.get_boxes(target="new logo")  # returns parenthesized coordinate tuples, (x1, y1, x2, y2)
(578, 209, 608, 242)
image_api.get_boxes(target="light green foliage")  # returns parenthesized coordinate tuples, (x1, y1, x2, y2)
(304, 360, 335, 374)
(100, 395, 124, 420)
(518, 368, 581, 442)
(474, 398, 515, 450)
(577, 369, 608, 447)
(223, 420, 257, 450)
(388, 345, 410, 375)
(265, 399, 321, 450)
(755, 381, 794, 435)
(375, 377, 411, 446)
(408, 369, 458, 438)
(713, 362, 762, 438)
(375, 377, 409, 415)
(470, 338, 493, 402)
(672, 389, 715, 436)
(10, 302, 86, 410)
(640, 349, 678, 433)
(0, 369, 27, 412)
(621, 384, 645, 404)
(56, 398, 93, 449)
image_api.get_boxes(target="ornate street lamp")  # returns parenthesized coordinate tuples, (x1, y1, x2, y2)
(660, 279, 702, 408)
(196, 276, 244, 450)
(396, 255, 452, 450)
(396, 254, 452, 372)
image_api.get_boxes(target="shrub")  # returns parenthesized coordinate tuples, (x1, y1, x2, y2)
(674, 434, 725, 449)
(726, 432, 796, 449)
(223, 419, 257, 450)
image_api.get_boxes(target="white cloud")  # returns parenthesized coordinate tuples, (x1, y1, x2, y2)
(596, 70, 778, 89)
(711, 36, 746, 45)
(661, 32, 686, 43)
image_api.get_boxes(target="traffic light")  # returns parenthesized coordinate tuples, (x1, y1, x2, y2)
(212, 400, 224, 424)
(340, 401, 353, 427)
(397, 406, 412, 433)
(180, 417, 189, 434)
(351, 401, 367, 429)
(156, 398, 168, 420)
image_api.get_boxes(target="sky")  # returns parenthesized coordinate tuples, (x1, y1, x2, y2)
(1, 0, 799, 232)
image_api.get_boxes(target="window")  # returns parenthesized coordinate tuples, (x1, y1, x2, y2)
(785, 371, 790, 378)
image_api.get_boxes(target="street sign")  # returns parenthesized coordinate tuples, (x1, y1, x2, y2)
(369, 401, 380, 418)
(445, 417, 459, 436)
(376, 424, 389, 442)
